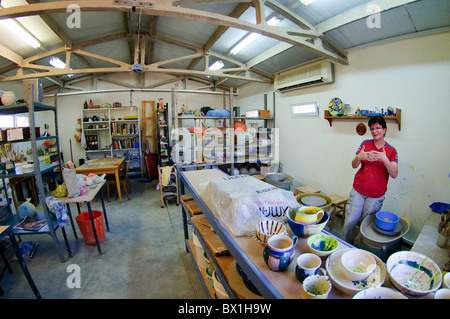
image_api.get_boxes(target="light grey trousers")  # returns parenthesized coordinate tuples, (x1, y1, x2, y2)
(342, 188, 385, 244)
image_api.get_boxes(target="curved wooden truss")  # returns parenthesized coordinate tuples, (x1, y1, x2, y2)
(0, 0, 351, 84)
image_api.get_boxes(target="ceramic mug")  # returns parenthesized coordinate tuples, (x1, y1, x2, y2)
(295, 253, 327, 283)
(263, 234, 298, 272)
(301, 274, 332, 299)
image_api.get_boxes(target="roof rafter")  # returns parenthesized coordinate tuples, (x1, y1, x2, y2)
(0, 0, 348, 63)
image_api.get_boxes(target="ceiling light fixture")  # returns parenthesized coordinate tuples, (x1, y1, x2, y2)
(0, 18, 41, 49)
(49, 57, 66, 69)
(209, 60, 224, 71)
(230, 16, 281, 55)
(299, 0, 316, 5)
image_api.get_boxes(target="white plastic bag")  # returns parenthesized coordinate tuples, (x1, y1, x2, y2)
(202, 175, 299, 237)
(18, 198, 37, 219)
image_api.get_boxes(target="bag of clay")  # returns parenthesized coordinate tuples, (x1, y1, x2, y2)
(18, 198, 37, 219)
(201, 174, 299, 237)
(52, 184, 67, 198)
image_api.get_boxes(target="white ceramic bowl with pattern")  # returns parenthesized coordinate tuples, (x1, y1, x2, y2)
(386, 251, 442, 297)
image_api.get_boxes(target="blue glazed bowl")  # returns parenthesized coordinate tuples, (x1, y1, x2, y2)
(287, 208, 330, 238)
(375, 211, 399, 231)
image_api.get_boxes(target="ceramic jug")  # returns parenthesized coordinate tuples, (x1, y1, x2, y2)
(263, 234, 298, 272)
(292, 206, 324, 225)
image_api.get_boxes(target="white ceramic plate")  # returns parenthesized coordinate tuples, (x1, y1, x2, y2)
(301, 195, 327, 207)
(352, 287, 407, 299)
(325, 248, 386, 295)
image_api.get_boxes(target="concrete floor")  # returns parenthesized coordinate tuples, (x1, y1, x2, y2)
(0, 178, 207, 299)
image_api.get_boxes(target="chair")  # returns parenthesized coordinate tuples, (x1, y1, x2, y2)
(159, 165, 179, 208)
(327, 193, 349, 231)
(106, 159, 131, 202)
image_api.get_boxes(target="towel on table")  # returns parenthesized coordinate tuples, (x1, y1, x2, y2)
(45, 196, 69, 228)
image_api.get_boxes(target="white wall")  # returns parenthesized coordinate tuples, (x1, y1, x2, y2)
(237, 31, 450, 243)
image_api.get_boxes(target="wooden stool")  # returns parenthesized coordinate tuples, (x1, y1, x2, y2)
(328, 193, 349, 231)
(295, 185, 321, 195)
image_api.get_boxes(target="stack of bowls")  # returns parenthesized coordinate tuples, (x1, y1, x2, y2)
(286, 208, 330, 238)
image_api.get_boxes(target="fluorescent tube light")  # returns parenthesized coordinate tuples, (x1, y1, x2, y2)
(230, 16, 281, 55)
(0, 19, 41, 48)
(299, 0, 316, 5)
(209, 60, 224, 71)
(49, 57, 66, 69)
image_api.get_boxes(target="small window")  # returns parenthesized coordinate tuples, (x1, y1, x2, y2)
(0, 115, 29, 128)
(291, 102, 319, 117)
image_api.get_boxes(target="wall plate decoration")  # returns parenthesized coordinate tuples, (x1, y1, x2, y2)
(356, 123, 367, 135)
(328, 97, 344, 116)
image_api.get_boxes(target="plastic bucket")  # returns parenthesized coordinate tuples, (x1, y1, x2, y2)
(76, 210, 105, 245)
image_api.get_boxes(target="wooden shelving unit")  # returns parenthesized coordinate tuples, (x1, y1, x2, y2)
(81, 106, 143, 176)
(324, 108, 402, 131)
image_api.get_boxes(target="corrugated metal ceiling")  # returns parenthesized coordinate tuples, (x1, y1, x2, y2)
(0, 0, 448, 91)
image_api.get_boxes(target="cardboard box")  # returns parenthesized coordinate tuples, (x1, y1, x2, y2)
(0, 130, 7, 141)
(22, 78, 43, 102)
(7, 127, 40, 141)
(258, 110, 271, 118)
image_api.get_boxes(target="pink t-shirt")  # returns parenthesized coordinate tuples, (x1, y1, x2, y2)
(353, 140, 398, 198)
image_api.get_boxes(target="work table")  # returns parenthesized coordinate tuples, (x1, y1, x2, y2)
(411, 211, 449, 271)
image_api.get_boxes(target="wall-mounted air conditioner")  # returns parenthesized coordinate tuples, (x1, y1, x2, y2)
(274, 61, 334, 92)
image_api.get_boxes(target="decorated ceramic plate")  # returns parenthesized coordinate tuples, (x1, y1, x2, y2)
(325, 248, 386, 295)
(329, 97, 344, 116)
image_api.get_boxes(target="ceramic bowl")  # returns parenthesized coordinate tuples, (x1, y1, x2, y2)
(375, 211, 400, 231)
(295, 193, 332, 212)
(326, 249, 386, 295)
(386, 251, 442, 297)
(254, 220, 286, 244)
(340, 249, 377, 281)
(307, 233, 339, 257)
(352, 287, 407, 299)
(434, 288, 450, 299)
(443, 272, 450, 289)
(286, 209, 329, 238)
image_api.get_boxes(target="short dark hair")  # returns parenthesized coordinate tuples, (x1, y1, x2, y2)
(368, 116, 387, 135)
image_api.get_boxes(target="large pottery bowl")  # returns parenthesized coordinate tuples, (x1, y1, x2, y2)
(386, 251, 442, 297)
(287, 208, 329, 238)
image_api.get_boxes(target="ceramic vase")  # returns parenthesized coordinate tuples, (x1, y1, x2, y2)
(263, 234, 298, 272)
(1, 91, 16, 105)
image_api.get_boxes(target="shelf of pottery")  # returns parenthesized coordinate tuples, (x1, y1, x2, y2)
(81, 104, 143, 176)
(156, 100, 171, 166)
(172, 94, 276, 176)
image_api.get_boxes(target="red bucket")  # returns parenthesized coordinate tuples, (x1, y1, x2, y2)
(75, 210, 105, 246)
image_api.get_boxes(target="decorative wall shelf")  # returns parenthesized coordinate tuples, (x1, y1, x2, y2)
(324, 108, 402, 131)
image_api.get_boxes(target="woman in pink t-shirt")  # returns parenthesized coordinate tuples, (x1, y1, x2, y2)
(342, 116, 398, 244)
